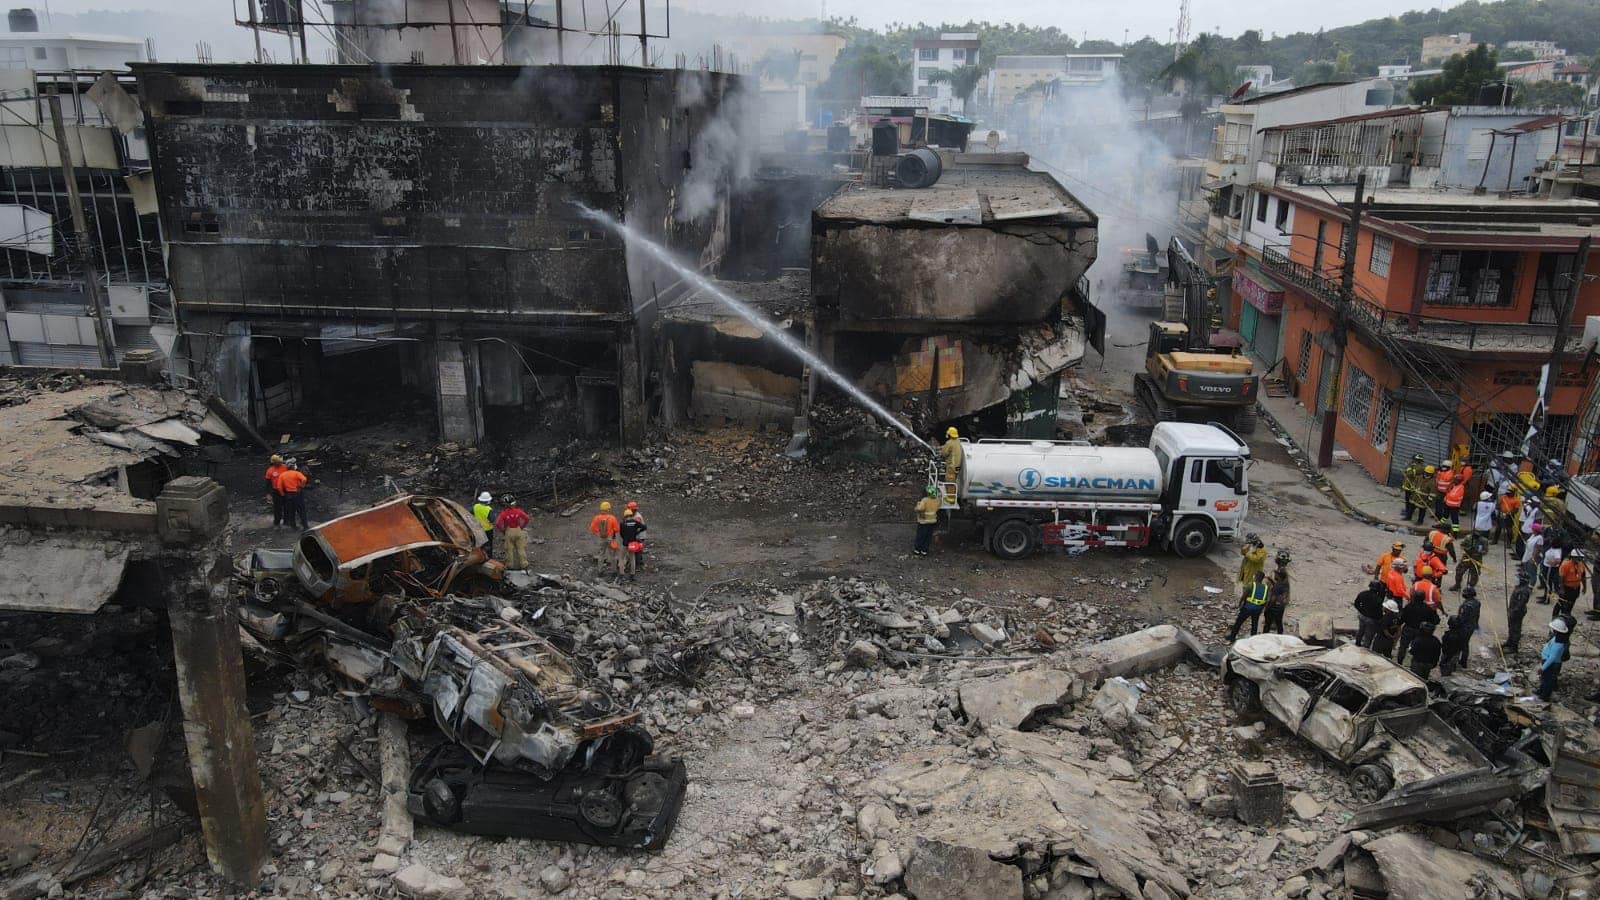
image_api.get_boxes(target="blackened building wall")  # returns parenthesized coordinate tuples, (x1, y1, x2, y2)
(133, 62, 744, 444)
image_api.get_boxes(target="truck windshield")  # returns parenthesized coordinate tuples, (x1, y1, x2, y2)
(1153, 445, 1172, 479)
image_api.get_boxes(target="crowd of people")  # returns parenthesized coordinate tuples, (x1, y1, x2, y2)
(1225, 451, 1593, 702)
(1375, 452, 1589, 701)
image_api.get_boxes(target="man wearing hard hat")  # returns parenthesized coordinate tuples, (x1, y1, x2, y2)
(940, 426, 964, 490)
(1537, 618, 1571, 701)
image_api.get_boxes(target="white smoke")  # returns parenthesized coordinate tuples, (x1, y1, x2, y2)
(675, 73, 759, 222)
(1007, 76, 1188, 344)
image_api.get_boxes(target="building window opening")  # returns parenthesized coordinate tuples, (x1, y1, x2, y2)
(918, 48, 938, 61)
(1255, 193, 1269, 223)
(1369, 234, 1393, 278)
(1296, 331, 1313, 380)
(1373, 392, 1395, 449)
(1342, 364, 1375, 436)
(1424, 250, 1518, 307)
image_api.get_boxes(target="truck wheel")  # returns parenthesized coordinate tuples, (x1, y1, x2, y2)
(1352, 764, 1394, 803)
(990, 518, 1036, 560)
(1171, 518, 1215, 558)
(1235, 403, 1259, 435)
(1227, 677, 1262, 717)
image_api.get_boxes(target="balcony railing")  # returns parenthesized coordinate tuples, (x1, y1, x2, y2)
(1207, 139, 1249, 165)
(1259, 246, 1572, 354)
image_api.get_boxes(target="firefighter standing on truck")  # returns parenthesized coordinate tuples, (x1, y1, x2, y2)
(940, 427, 964, 490)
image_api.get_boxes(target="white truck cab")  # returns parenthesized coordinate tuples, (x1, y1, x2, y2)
(1149, 422, 1250, 553)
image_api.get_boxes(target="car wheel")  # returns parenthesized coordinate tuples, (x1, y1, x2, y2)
(579, 788, 624, 829)
(420, 778, 462, 825)
(1171, 518, 1216, 558)
(990, 518, 1036, 561)
(1227, 677, 1262, 717)
(1352, 764, 1394, 803)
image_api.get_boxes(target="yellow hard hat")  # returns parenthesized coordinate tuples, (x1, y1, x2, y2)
(1546, 486, 1560, 497)
(270, 454, 283, 463)
(600, 501, 612, 511)
(1390, 541, 1404, 551)
(946, 427, 959, 438)
(1424, 465, 1436, 474)
(1420, 566, 1433, 577)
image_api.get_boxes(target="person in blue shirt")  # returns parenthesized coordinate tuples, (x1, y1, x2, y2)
(1537, 618, 1570, 701)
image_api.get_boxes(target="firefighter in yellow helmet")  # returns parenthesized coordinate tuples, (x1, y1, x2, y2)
(1412, 466, 1439, 526)
(940, 426, 964, 489)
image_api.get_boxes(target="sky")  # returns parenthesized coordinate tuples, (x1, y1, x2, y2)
(36, 0, 1466, 61)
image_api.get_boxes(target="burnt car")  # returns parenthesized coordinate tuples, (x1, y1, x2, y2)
(292, 495, 504, 604)
(1222, 635, 1492, 802)
(408, 738, 688, 850)
(237, 496, 688, 850)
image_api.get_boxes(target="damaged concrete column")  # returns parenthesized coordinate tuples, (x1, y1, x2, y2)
(616, 327, 645, 447)
(157, 477, 270, 885)
(434, 337, 484, 446)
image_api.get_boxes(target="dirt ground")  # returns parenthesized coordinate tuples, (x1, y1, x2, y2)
(2, 309, 1597, 899)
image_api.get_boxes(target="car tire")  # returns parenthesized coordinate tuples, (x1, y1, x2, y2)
(1352, 764, 1394, 803)
(1226, 677, 1262, 717)
(990, 518, 1036, 561)
(1172, 518, 1216, 558)
(420, 777, 462, 825)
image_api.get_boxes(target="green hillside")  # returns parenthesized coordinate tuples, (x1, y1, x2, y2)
(813, 0, 1600, 100)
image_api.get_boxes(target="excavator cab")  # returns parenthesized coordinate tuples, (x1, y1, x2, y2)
(1147, 321, 1189, 359)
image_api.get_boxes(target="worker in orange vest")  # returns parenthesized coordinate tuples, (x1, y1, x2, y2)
(1493, 485, 1520, 545)
(1416, 547, 1449, 589)
(1426, 522, 1458, 563)
(1413, 565, 1442, 610)
(1443, 479, 1468, 526)
(588, 501, 621, 573)
(1433, 462, 1456, 519)
(264, 453, 288, 527)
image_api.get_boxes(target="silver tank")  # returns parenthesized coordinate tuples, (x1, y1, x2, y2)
(960, 440, 1165, 502)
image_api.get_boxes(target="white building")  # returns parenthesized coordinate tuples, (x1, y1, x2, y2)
(0, 31, 146, 70)
(988, 53, 1122, 111)
(911, 32, 979, 115)
(1503, 40, 1565, 61)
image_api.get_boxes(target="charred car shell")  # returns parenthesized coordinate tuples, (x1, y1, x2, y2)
(291, 495, 504, 603)
(1222, 635, 1491, 802)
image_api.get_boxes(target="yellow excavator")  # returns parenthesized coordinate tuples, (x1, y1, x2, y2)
(1133, 240, 1260, 434)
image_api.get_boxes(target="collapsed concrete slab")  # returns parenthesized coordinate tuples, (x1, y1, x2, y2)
(957, 667, 1076, 730)
(904, 837, 1023, 900)
(1070, 625, 1192, 688)
(877, 729, 1190, 899)
(1361, 833, 1523, 899)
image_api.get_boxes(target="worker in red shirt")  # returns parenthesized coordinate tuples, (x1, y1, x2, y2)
(275, 459, 309, 530)
(588, 501, 621, 572)
(494, 496, 531, 571)
(264, 453, 287, 527)
(1383, 558, 1410, 601)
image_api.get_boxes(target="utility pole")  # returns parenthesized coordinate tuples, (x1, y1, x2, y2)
(1537, 234, 1591, 464)
(47, 94, 115, 369)
(1318, 171, 1367, 469)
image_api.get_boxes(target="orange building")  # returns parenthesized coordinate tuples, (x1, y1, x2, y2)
(1256, 184, 1600, 485)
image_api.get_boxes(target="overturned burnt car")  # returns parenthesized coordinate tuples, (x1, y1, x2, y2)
(238, 494, 688, 850)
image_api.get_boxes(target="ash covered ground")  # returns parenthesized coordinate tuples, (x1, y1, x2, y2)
(2, 375, 1597, 900)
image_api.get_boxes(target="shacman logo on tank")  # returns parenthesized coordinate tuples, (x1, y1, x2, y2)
(1018, 468, 1159, 492)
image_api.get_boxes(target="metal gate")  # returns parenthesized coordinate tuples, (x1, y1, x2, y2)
(1387, 398, 1458, 486)
(1240, 302, 1258, 344)
(1254, 313, 1282, 370)
(1317, 347, 1339, 412)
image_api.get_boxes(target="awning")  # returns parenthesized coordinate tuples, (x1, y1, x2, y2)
(1200, 179, 1228, 191)
(0, 534, 132, 614)
(1234, 267, 1286, 314)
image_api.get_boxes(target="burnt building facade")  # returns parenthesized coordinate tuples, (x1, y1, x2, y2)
(133, 62, 745, 444)
(810, 155, 1099, 437)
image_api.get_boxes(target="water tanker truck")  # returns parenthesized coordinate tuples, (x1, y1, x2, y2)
(935, 421, 1249, 560)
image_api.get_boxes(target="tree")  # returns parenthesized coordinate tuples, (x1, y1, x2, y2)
(1407, 43, 1501, 104)
(756, 48, 804, 84)
(817, 44, 910, 102)
(925, 65, 989, 110)
(1513, 79, 1587, 107)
